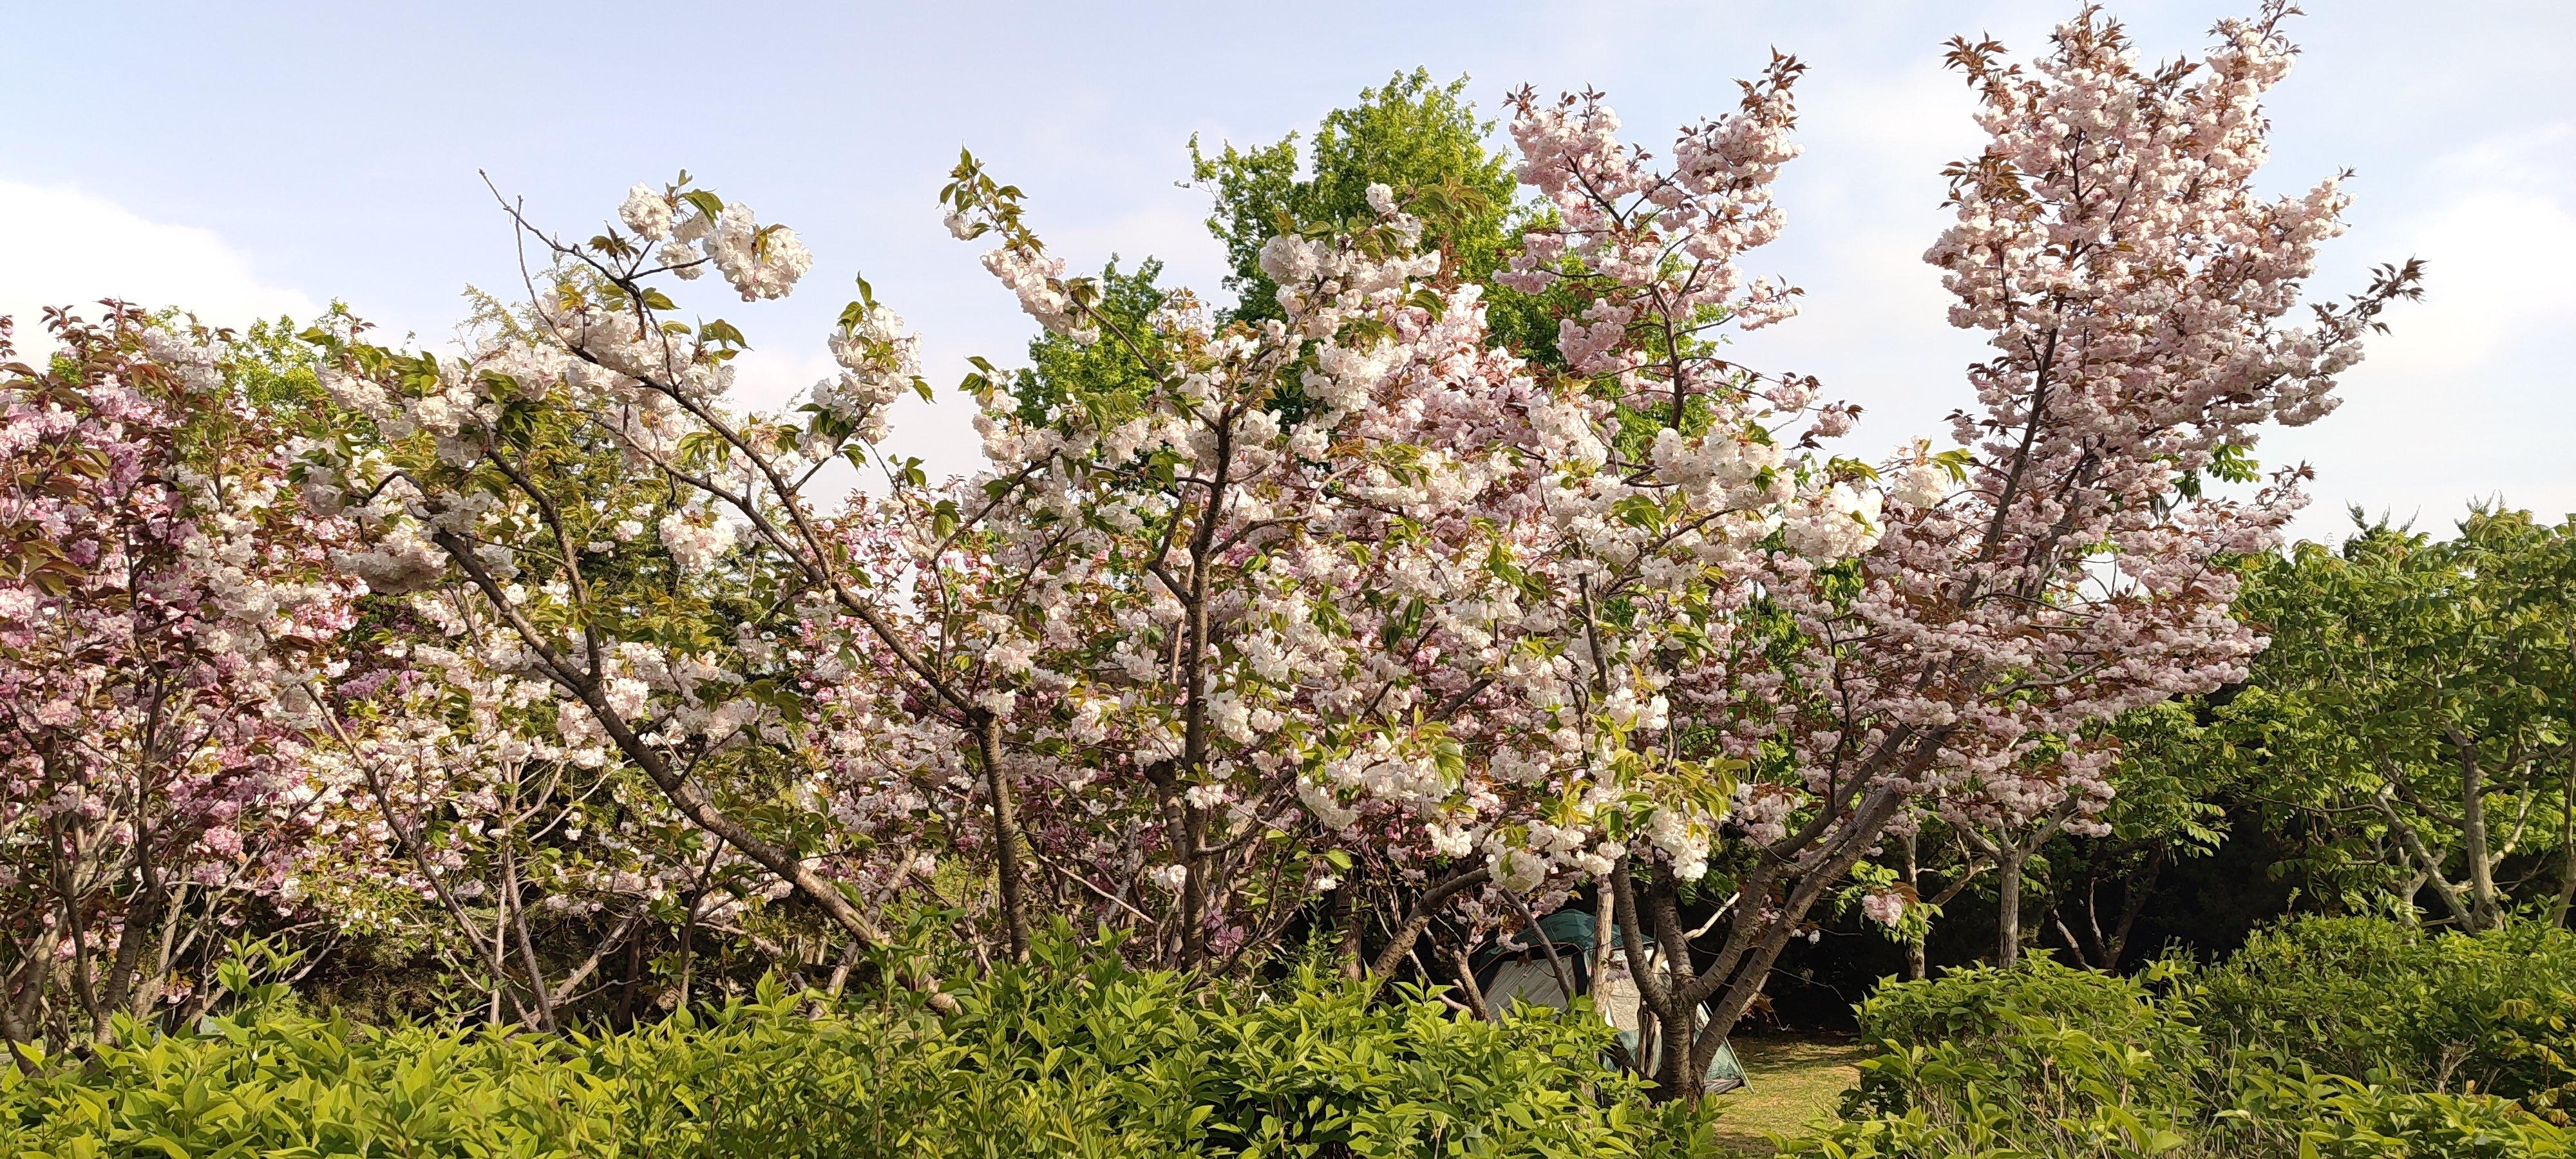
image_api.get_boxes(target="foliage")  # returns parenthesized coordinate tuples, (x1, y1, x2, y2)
(1787, 1048, 2572, 1158)
(1779, 919, 2576, 1157)
(1998, 504, 2576, 979)
(0, 2, 2429, 1115)
(2215, 512, 2576, 929)
(2, 935, 1721, 1158)
(0, 308, 365, 1048)
(1192, 73, 1519, 319)
(1591, 0, 2413, 1093)
(2223, 1068, 2575, 1159)
(2032, 701, 2239, 969)
(2197, 917, 2576, 1113)
(1005, 256, 1171, 426)
(1791, 1017, 2204, 1158)
(1857, 959, 2201, 1080)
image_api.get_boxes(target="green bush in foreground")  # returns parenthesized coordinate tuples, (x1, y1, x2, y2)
(2199, 916, 2576, 1111)
(1779, 919, 2576, 1158)
(1, 938, 1718, 1158)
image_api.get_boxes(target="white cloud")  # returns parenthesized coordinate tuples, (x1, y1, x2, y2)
(0, 179, 317, 350)
(2269, 122, 2576, 539)
(1723, 59, 1992, 454)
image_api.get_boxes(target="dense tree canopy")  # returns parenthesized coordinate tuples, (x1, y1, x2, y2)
(1, 3, 2477, 1111)
(2218, 511, 2576, 929)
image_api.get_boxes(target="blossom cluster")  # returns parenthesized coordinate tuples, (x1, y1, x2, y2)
(0, 310, 366, 1030)
(6, 7, 2403, 1030)
(622, 182, 813, 301)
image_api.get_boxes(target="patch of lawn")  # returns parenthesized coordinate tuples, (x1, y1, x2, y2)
(1706, 1033, 1870, 1154)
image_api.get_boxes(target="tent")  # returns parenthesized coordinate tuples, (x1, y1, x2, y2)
(1468, 910, 1747, 1095)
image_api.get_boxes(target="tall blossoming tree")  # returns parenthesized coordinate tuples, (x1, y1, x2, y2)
(291, 198, 965, 986)
(0, 308, 363, 1057)
(808, 94, 1936, 981)
(282, 1, 2416, 1104)
(1560, 4, 2417, 1095)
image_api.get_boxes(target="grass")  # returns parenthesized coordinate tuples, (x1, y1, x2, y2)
(1706, 1033, 1871, 1154)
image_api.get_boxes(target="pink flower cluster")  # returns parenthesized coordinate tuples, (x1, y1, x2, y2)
(1, 310, 365, 1033)
(93, 5, 2405, 1002)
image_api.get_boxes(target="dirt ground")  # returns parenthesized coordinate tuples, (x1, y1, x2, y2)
(1705, 1033, 1873, 1154)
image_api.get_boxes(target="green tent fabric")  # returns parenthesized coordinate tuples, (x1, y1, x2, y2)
(1476, 909, 1749, 1095)
(1477, 908, 1603, 963)
(1706, 1038, 1749, 1093)
(1472, 909, 1604, 997)
(1611, 1026, 1749, 1095)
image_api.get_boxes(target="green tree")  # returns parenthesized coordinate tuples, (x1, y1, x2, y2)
(1008, 72, 1569, 440)
(1003, 256, 1170, 428)
(2222, 509, 2576, 930)
(2035, 701, 2237, 970)
(1189, 69, 1567, 360)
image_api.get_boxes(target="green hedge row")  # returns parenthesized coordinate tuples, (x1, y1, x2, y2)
(1787, 918, 2576, 1158)
(3, 941, 1718, 1158)
(15, 917, 2571, 1157)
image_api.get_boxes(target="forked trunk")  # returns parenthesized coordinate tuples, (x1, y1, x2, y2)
(1611, 784, 1904, 1103)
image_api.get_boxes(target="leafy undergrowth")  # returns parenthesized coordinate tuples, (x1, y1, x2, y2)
(1785, 927, 2576, 1158)
(2, 937, 1727, 1158)
(1709, 1034, 1870, 1154)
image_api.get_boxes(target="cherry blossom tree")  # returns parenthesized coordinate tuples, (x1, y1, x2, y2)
(0, 308, 363, 1057)
(291, 173, 1057, 1003)
(257, 0, 2412, 1106)
(1526, 4, 2416, 1095)
(807, 100, 1917, 982)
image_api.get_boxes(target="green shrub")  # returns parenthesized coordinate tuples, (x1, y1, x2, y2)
(2198, 916, 2576, 1112)
(1844, 955, 2204, 1125)
(0, 1010, 623, 1158)
(3, 936, 1720, 1158)
(1794, 1013, 2200, 1158)
(1853, 956, 2189, 1054)
(1784, 1060, 2573, 1158)
(2228, 1064, 2575, 1159)
(1816, 956, 2203, 1156)
(588, 947, 1717, 1158)
(1788, 929, 2576, 1158)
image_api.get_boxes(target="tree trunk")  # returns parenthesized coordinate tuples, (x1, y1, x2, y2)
(976, 715, 1032, 961)
(1590, 886, 1618, 997)
(1900, 831, 1927, 981)
(2553, 793, 2576, 928)
(1613, 786, 1906, 1104)
(1366, 866, 1492, 978)
(2558, 657, 2576, 928)
(1996, 844, 2027, 968)
(1612, 860, 1697, 1102)
(2380, 783, 2474, 928)
(1336, 889, 1364, 980)
(2103, 849, 2163, 970)
(2398, 870, 2427, 927)
(1444, 945, 1491, 1021)
(2457, 736, 2501, 931)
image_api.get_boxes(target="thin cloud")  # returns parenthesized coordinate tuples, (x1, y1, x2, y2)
(0, 180, 317, 347)
(2268, 121, 2576, 538)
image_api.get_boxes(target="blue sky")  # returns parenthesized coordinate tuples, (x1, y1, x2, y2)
(4, 1, 2567, 543)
